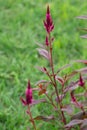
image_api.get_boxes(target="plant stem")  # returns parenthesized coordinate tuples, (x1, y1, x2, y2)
(48, 33, 66, 125)
(28, 105, 37, 130)
(45, 69, 55, 86)
(45, 92, 57, 109)
(54, 85, 66, 124)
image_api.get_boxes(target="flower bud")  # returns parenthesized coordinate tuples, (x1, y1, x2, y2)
(25, 81, 32, 104)
(44, 5, 54, 33)
(21, 80, 33, 106)
(78, 74, 85, 87)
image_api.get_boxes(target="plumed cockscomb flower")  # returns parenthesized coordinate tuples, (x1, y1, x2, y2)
(20, 81, 32, 106)
(44, 5, 54, 33)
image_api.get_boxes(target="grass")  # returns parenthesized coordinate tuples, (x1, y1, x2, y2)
(0, 0, 87, 129)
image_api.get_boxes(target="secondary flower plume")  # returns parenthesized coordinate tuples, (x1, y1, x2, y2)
(21, 81, 32, 106)
(44, 5, 54, 33)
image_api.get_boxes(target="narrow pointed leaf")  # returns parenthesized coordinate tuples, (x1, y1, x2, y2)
(56, 64, 71, 74)
(65, 119, 83, 128)
(71, 111, 87, 120)
(36, 42, 45, 48)
(71, 101, 83, 108)
(33, 115, 54, 122)
(55, 94, 65, 102)
(63, 71, 78, 82)
(36, 66, 47, 73)
(35, 80, 49, 86)
(80, 28, 87, 31)
(61, 105, 73, 115)
(81, 35, 87, 39)
(64, 81, 79, 93)
(55, 76, 64, 85)
(81, 119, 87, 130)
(31, 99, 46, 105)
(37, 48, 49, 59)
(20, 97, 27, 106)
(74, 60, 87, 64)
(75, 67, 87, 74)
(51, 91, 56, 99)
(77, 16, 87, 19)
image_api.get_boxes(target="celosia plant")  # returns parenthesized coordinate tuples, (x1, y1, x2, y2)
(21, 6, 87, 130)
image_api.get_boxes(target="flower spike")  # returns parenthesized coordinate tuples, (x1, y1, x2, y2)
(21, 80, 33, 106)
(44, 5, 54, 33)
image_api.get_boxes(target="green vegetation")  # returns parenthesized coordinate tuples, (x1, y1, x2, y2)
(0, 0, 87, 129)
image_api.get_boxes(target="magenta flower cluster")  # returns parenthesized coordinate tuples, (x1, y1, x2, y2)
(44, 6, 54, 33)
(21, 81, 32, 106)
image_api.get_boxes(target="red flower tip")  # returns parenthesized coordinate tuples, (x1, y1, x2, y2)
(70, 91, 83, 109)
(44, 5, 54, 33)
(43, 67, 47, 72)
(47, 5, 50, 14)
(78, 74, 85, 87)
(27, 80, 31, 89)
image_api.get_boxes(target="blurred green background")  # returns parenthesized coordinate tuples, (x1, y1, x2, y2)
(0, 0, 87, 129)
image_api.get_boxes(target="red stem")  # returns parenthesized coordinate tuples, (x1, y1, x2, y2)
(48, 33, 66, 125)
(28, 105, 37, 130)
(45, 92, 57, 109)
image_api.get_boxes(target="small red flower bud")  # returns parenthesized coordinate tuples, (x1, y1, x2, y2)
(43, 67, 47, 72)
(78, 74, 85, 87)
(70, 91, 83, 109)
(45, 36, 49, 46)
